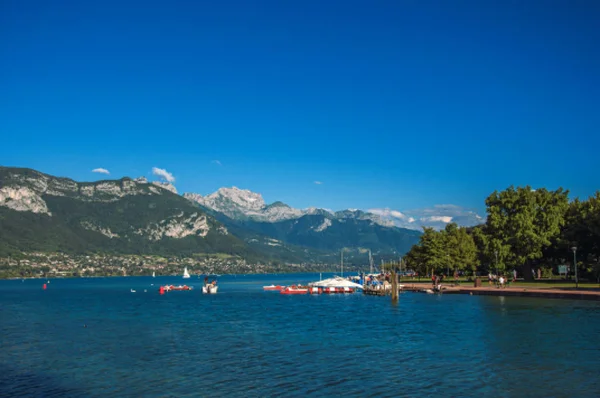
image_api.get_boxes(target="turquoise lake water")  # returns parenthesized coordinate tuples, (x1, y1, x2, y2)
(1, 274, 599, 397)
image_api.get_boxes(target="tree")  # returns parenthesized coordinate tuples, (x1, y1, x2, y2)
(449, 226, 478, 275)
(484, 186, 569, 280)
(418, 227, 446, 275)
(404, 243, 427, 279)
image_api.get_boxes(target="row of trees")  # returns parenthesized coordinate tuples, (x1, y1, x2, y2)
(404, 186, 600, 281)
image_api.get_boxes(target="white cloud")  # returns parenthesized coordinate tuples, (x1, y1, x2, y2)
(390, 210, 405, 219)
(92, 168, 110, 175)
(314, 181, 323, 185)
(212, 160, 222, 166)
(368, 208, 409, 220)
(152, 167, 175, 183)
(366, 205, 483, 230)
(420, 216, 453, 223)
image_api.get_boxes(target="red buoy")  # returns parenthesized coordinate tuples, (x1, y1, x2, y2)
(43, 284, 47, 290)
(159, 286, 164, 295)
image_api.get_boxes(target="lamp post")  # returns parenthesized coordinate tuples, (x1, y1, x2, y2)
(571, 246, 578, 289)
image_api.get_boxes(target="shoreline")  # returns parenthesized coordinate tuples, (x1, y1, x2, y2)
(402, 283, 600, 301)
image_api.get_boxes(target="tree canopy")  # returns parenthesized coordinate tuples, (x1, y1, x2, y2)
(405, 186, 600, 282)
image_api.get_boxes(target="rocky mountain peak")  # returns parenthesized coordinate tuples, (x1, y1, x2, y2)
(265, 201, 290, 209)
(211, 187, 266, 210)
(151, 181, 178, 194)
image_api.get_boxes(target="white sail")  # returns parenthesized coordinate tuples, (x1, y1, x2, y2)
(152, 271, 155, 278)
(183, 267, 190, 279)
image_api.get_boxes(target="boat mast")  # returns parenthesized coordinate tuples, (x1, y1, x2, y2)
(341, 249, 344, 277)
(369, 249, 373, 274)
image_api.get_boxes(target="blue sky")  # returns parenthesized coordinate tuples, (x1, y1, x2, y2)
(1, 0, 599, 217)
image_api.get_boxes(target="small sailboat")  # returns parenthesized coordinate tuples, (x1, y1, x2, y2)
(152, 271, 155, 278)
(182, 267, 190, 279)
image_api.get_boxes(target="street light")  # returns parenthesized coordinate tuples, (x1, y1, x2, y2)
(571, 246, 578, 289)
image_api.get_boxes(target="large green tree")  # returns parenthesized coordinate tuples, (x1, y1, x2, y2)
(556, 192, 600, 280)
(404, 224, 478, 277)
(445, 224, 478, 275)
(484, 186, 569, 280)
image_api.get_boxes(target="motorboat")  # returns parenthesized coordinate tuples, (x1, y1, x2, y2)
(201, 275, 218, 294)
(162, 285, 193, 291)
(322, 286, 355, 294)
(280, 285, 308, 295)
(263, 285, 286, 291)
(203, 283, 218, 294)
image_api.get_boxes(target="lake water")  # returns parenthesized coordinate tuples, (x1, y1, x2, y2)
(1, 274, 599, 397)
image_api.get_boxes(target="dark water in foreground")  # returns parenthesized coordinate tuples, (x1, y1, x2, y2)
(1, 274, 599, 397)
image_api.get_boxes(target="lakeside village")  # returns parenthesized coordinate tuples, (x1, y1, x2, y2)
(5, 251, 600, 301)
(0, 252, 358, 279)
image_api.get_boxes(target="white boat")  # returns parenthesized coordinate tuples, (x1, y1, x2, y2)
(152, 271, 155, 278)
(202, 284, 218, 294)
(182, 267, 190, 279)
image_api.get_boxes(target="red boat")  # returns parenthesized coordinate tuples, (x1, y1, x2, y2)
(321, 286, 355, 294)
(263, 285, 286, 291)
(162, 285, 193, 292)
(280, 285, 308, 295)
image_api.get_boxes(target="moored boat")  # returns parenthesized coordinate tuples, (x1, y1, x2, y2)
(263, 285, 286, 291)
(162, 285, 193, 291)
(322, 286, 355, 294)
(280, 285, 308, 295)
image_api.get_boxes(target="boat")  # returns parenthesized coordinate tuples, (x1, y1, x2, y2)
(182, 267, 190, 279)
(202, 283, 218, 294)
(322, 286, 355, 294)
(152, 271, 155, 278)
(162, 285, 193, 291)
(280, 285, 308, 295)
(202, 276, 218, 294)
(309, 276, 363, 293)
(263, 285, 286, 291)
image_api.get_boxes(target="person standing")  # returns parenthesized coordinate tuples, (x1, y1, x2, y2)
(513, 269, 517, 282)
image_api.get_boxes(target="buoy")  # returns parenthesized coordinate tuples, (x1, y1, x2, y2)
(43, 284, 47, 290)
(159, 286, 165, 295)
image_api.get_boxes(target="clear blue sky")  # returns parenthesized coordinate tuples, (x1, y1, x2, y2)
(1, 0, 599, 215)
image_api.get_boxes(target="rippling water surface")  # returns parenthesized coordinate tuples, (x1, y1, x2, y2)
(1, 274, 599, 397)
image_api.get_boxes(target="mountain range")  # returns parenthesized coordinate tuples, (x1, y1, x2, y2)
(0, 166, 433, 264)
(182, 187, 484, 231)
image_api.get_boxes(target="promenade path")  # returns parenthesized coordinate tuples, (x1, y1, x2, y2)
(400, 282, 600, 301)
